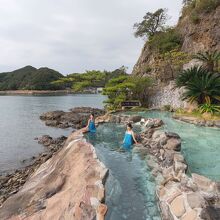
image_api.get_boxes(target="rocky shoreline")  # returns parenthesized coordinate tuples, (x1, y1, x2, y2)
(1, 108, 220, 219)
(0, 130, 108, 220)
(40, 107, 105, 129)
(0, 135, 67, 207)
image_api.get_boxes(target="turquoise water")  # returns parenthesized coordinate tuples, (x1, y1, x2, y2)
(126, 111, 220, 180)
(86, 123, 161, 220)
(0, 94, 106, 173)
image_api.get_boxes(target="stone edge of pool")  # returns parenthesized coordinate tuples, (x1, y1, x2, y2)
(0, 129, 108, 220)
(173, 114, 220, 128)
(96, 113, 220, 220)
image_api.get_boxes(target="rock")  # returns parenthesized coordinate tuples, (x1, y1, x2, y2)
(192, 173, 215, 192)
(96, 204, 108, 220)
(187, 192, 206, 209)
(170, 195, 186, 218)
(165, 132, 181, 139)
(214, 120, 220, 128)
(0, 131, 108, 220)
(45, 120, 60, 127)
(70, 107, 105, 115)
(163, 138, 181, 152)
(37, 135, 53, 146)
(206, 121, 214, 127)
(152, 130, 166, 141)
(144, 118, 164, 128)
(201, 206, 220, 220)
(181, 209, 198, 220)
(174, 161, 187, 173)
(129, 115, 142, 123)
(40, 107, 105, 129)
(174, 153, 185, 163)
(40, 110, 64, 120)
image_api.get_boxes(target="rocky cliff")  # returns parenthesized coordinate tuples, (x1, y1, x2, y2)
(132, 5, 220, 78)
(0, 130, 108, 220)
(132, 5, 220, 108)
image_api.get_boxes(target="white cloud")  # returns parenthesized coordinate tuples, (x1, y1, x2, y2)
(0, 0, 183, 74)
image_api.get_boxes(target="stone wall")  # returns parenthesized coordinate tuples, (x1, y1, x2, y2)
(147, 81, 187, 109)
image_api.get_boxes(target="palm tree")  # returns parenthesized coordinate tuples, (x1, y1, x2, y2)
(182, 71, 220, 104)
(193, 50, 220, 72)
(175, 66, 207, 88)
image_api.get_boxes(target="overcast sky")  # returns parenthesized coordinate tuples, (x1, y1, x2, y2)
(0, 0, 183, 74)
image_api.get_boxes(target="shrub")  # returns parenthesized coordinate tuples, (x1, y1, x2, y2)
(199, 103, 220, 114)
(176, 67, 220, 104)
(149, 28, 182, 53)
(196, 0, 220, 13)
(182, 0, 220, 23)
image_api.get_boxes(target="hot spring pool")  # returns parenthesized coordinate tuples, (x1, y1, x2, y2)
(125, 111, 220, 181)
(86, 111, 220, 219)
(86, 123, 161, 220)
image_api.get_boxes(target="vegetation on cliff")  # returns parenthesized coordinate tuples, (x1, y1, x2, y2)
(182, 0, 220, 23)
(0, 66, 64, 90)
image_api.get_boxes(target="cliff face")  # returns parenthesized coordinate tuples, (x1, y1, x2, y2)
(132, 6, 220, 78)
(178, 6, 220, 53)
(0, 131, 108, 220)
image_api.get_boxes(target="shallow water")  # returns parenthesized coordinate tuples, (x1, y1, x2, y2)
(0, 94, 105, 173)
(86, 123, 161, 220)
(125, 111, 220, 180)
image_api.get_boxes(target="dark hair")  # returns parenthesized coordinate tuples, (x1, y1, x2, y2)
(90, 113, 94, 117)
(127, 123, 133, 129)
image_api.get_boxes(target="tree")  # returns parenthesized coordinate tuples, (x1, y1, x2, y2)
(193, 51, 220, 72)
(103, 75, 153, 109)
(134, 8, 169, 40)
(182, 0, 193, 6)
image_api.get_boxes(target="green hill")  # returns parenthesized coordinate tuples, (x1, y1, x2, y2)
(0, 66, 64, 90)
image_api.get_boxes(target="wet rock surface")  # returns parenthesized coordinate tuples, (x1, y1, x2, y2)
(0, 135, 67, 207)
(40, 107, 105, 129)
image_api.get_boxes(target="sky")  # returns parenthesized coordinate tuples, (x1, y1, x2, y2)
(0, 0, 183, 75)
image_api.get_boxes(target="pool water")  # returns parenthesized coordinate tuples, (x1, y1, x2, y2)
(86, 123, 161, 220)
(126, 111, 220, 181)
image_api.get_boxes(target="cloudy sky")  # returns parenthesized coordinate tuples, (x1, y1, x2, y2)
(0, 0, 183, 74)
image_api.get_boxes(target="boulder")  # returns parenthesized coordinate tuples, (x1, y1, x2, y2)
(187, 192, 206, 209)
(129, 115, 142, 123)
(170, 195, 186, 218)
(174, 161, 187, 173)
(163, 138, 181, 151)
(192, 173, 214, 192)
(214, 120, 220, 128)
(181, 209, 198, 220)
(40, 111, 64, 120)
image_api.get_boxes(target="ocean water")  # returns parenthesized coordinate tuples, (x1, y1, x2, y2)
(0, 94, 106, 173)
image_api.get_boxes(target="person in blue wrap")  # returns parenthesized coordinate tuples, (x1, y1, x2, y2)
(122, 123, 138, 149)
(82, 113, 96, 133)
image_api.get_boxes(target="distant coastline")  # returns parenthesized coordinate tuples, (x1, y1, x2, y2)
(0, 90, 100, 95)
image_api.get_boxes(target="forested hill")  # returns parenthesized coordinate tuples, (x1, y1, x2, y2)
(0, 66, 64, 90)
